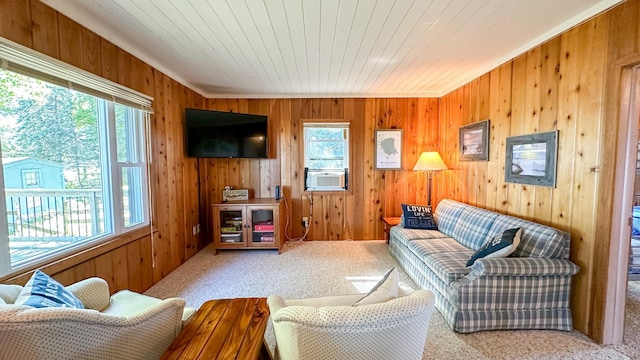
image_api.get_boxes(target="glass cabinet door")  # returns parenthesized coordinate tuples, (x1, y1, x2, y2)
(218, 209, 244, 244)
(249, 208, 275, 245)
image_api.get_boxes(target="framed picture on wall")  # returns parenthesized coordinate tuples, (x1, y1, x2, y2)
(375, 129, 403, 170)
(459, 119, 490, 161)
(504, 130, 558, 187)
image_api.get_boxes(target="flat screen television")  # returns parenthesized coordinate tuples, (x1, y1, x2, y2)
(185, 108, 268, 158)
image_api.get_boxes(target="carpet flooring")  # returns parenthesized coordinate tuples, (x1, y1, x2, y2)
(145, 240, 640, 359)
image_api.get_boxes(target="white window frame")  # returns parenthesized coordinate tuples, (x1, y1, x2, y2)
(0, 147, 10, 274)
(303, 122, 350, 192)
(106, 101, 149, 230)
(21, 169, 41, 188)
(0, 37, 152, 277)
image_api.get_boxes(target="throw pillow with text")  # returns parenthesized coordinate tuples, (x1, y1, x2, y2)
(401, 204, 437, 230)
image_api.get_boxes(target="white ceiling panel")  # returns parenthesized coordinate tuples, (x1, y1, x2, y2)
(39, 0, 624, 98)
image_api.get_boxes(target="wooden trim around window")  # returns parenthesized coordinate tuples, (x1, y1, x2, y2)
(0, 226, 155, 284)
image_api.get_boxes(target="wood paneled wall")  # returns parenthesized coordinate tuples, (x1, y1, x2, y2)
(3, 0, 640, 344)
(436, 0, 640, 342)
(200, 98, 439, 243)
(0, 0, 203, 291)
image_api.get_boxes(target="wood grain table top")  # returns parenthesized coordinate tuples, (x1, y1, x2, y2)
(382, 217, 402, 226)
(161, 297, 270, 360)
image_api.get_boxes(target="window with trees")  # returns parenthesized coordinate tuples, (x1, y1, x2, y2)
(303, 122, 349, 191)
(0, 58, 150, 277)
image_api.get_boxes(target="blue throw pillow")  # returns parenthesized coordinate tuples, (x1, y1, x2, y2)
(15, 270, 84, 309)
(466, 228, 522, 266)
(401, 204, 437, 230)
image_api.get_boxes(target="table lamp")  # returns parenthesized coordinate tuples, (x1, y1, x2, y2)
(413, 151, 448, 209)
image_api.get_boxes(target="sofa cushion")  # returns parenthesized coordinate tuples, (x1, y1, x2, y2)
(401, 204, 437, 229)
(408, 240, 473, 284)
(448, 206, 500, 250)
(389, 226, 448, 249)
(15, 270, 84, 309)
(422, 251, 473, 284)
(487, 215, 568, 258)
(433, 199, 466, 235)
(353, 267, 399, 306)
(406, 237, 469, 257)
(466, 228, 522, 266)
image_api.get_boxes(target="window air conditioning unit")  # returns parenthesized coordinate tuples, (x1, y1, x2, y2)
(304, 168, 348, 190)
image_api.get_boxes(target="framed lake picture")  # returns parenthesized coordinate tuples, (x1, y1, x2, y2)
(375, 129, 403, 170)
(459, 119, 489, 161)
(505, 130, 558, 187)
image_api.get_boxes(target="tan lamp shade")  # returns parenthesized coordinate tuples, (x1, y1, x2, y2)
(412, 151, 448, 171)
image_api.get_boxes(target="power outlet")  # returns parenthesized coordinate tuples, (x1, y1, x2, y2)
(192, 225, 197, 236)
(302, 217, 309, 228)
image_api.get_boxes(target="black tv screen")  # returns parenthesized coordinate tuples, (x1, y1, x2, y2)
(185, 109, 268, 158)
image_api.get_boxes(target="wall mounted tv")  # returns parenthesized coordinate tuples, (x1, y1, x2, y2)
(185, 108, 269, 158)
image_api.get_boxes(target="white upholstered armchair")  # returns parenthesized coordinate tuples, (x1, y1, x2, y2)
(0, 277, 194, 360)
(267, 289, 435, 360)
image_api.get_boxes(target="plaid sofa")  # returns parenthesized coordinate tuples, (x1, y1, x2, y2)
(389, 199, 579, 333)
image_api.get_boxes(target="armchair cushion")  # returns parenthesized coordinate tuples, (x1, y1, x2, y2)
(0, 284, 22, 304)
(103, 290, 165, 317)
(353, 267, 399, 306)
(15, 270, 84, 309)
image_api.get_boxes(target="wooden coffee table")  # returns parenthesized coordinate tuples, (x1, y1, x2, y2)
(161, 298, 271, 360)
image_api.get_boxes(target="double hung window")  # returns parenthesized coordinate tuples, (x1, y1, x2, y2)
(303, 122, 349, 191)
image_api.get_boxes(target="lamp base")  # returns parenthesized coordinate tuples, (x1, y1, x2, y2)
(427, 171, 433, 211)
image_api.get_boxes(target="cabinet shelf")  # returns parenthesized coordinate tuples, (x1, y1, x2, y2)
(212, 199, 284, 254)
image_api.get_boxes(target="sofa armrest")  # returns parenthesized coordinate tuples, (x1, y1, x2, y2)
(66, 277, 110, 311)
(470, 257, 580, 277)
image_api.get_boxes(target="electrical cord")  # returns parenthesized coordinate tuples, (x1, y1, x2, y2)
(283, 191, 311, 242)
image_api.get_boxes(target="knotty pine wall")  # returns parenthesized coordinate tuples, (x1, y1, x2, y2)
(2, 0, 638, 344)
(0, 0, 203, 292)
(200, 98, 439, 242)
(436, 0, 640, 342)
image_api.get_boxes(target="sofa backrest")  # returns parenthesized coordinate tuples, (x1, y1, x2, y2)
(487, 215, 569, 258)
(434, 199, 570, 259)
(433, 200, 465, 235)
(446, 206, 499, 250)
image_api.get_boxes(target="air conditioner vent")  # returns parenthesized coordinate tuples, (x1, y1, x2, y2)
(316, 174, 341, 187)
(304, 169, 347, 190)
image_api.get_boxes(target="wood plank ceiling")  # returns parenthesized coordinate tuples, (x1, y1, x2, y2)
(41, 0, 622, 98)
